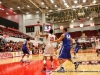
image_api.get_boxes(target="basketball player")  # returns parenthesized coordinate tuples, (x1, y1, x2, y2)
(91, 36, 96, 50)
(34, 30, 39, 47)
(20, 37, 30, 63)
(42, 29, 55, 70)
(33, 30, 39, 54)
(53, 28, 79, 71)
(95, 37, 100, 56)
(74, 39, 80, 58)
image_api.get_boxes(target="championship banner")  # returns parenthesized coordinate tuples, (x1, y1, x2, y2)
(0, 52, 13, 58)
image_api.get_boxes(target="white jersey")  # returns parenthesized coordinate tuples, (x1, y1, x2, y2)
(46, 34, 55, 44)
(95, 39, 100, 49)
(44, 34, 55, 56)
(33, 36, 38, 47)
(35, 36, 38, 42)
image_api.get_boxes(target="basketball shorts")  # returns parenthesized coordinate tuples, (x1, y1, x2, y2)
(74, 46, 80, 53)
(22, 48, 30, 54)
(59, 46, 71, 59)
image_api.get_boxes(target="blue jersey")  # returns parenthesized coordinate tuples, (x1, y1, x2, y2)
(22, 41, 30, 54)
(62, 32, 71, 46)
(22, 41, 27, 49)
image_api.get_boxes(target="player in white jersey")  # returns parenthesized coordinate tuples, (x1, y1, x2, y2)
(95, 37, 100, 56)
(42, 29, 55, 70)
(34, 31, 39, 47)
(32, 31, 39, 54)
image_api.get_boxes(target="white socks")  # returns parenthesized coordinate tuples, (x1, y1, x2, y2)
(60, 64, 62, 67)
(43, 60, 46, 64)
(26, 56, 29, 61)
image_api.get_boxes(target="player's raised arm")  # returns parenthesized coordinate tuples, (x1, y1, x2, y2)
(39, 31, 48, 38)
(53, 34, 64, 42)
(35, 30, 39, 37)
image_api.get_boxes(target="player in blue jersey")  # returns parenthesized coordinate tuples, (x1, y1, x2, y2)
(53, 28, 79, 71)
(20, 37, 30, 63)
(74, 39, 80, 58)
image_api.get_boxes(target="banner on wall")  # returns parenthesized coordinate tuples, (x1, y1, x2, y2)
(0, 52, 13, 58)
(0, 51, 32, 59)
(12, 51, 22, 57)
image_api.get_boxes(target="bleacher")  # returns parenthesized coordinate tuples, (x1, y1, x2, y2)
(0, 25, 33, 39)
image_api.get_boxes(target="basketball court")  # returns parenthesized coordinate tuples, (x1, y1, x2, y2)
(0, 49, 100, 75)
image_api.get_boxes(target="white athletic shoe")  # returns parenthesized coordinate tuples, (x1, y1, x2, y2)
(51, 65, 54, 69)
(26, 60, 30, 63)
(20, 60, 24, 63)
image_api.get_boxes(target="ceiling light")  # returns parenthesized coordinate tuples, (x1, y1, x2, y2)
(62, 0, 66, 3)
(58, 8, 61, 10)
(50, 0, 54, 3)
(66, 5, 69, 8)
(73, 9, 76, 10)
(46, 7, 48, 9)
(85, 7, 88, 9)
(2, 8, 4, 10)
(74, 0, 78, 4)
(41, 2, 44, 5)
(83, 0, 86, 3)
(27, 5, 30, 8)
(90, 17, 93, 20)
(10, 8, 13, 10)
(49, 10, 53, 12)
(72, 6, 75, 8)
(36, 11, 39, 13)
(70, 25, 74, 28)
(47, 13, 49, 15)
(17, 6, 20, 9)
(71, 20, 74, 22)
(60, 26, 64, 30)
(55, 5, 57, 7)
(80, 23, 84, 27)
(0, 1, 2, 4)
(64, 3, 67, 6)
(92, 0, 96, 4)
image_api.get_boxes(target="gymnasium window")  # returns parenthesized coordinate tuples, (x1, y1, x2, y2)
(26, 27, 34, 33)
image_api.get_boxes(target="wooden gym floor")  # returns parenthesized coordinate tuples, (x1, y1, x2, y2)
(0, 49, 100, 75)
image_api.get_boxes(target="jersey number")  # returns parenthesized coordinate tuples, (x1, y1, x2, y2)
(50, 37, 54, 41)
(66, 35, 71, 39)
